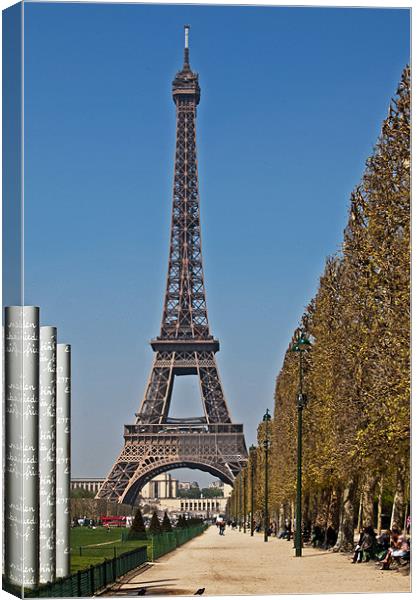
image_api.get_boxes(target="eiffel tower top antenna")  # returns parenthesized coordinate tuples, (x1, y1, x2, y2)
(184, 24, 190, 68)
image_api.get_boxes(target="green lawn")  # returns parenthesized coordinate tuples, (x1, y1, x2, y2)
(70, 555, 106, 572)
(71, 526, 125, 548)
(70, 527, 151, 573)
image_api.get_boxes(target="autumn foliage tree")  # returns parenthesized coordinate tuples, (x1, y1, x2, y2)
(228, 66, 410, 550)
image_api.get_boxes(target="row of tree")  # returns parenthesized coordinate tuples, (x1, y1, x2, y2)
(128, 509, 203, 540)
(178, 487, 224, 499)
(227, 66, 410, 550)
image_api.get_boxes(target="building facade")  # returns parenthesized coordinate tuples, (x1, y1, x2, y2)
(149, 496, 229, 518)
(71, 473, 179, 499)
(141, 473, 178, 499)
(71, 478, 105, 494)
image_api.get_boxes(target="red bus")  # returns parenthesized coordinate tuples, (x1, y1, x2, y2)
(100, 515, 127, 527)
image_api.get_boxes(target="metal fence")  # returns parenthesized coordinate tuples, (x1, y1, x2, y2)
(77, 544, 148, 558)
(150, 524, 207, 561)
(23, 524, 206, 597)
(26, 545, 148, 598)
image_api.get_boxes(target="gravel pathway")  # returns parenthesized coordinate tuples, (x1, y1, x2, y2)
(105, 525, 410, 596)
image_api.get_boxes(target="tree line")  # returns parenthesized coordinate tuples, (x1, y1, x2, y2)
(178, 487, 224, 499)
(227, 66, 410, 550)
(128, 508, 203, 540)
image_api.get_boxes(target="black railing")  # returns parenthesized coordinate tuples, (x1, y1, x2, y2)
(25, 545, 147, 598)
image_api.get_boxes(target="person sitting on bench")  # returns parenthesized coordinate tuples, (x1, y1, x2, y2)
(379, 527, 409, 569)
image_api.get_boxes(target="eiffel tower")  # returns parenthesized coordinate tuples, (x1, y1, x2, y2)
(97, 26, 247, 505)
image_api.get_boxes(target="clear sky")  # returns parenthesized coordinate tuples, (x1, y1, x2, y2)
(23, 2, 410, 485)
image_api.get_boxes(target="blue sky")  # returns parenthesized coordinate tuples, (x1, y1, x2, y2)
(23, 2, 410, 484)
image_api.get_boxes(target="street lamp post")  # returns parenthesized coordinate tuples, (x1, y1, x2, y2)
(243, 468, 247, 534)
(238, 475, 242, 531)
(291, 330, 311, 557)
(263, 409, 271, 543)
(249, 445, 256, 536)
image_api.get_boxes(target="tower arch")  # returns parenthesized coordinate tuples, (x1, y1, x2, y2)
(121, 460, 234, 505)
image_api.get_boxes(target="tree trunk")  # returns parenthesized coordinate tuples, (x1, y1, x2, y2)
(302, 492, 310, 530)
(316, 488, 330, 527)
(278, 503, 285, 532)
(334, 478, 356, 552)
(310, 491, 319, 525)
(356, 492, 363, 533)
(325, 489, 332, 527)
(403, 503, 409, 532)
(270, 509, 278, 536)
(290, 499, 294, 531)
(322, 489, 333, 547)
(403, 476, 410, 533)
(390, 467, 406, 530)
(328, 488, 341, 530)
(377, 476, 384, 534)
(362, 474, 377, 528)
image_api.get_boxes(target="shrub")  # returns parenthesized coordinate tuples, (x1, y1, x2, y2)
(128, 507, 148, 540)
(148, 511, 162, 535)
(162, 511, 172, 532)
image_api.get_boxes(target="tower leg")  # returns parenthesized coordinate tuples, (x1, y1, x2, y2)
(198, 354, 231, 423)
(137, 358, 174, 423)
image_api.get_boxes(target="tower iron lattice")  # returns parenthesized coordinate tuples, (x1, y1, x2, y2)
(98, 27, 247, 504)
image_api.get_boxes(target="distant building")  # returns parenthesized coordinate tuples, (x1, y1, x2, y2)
(178, 481, 192, 490)
(206, 480, 232, 498)
(141, 473, 178, 499)
(144, 496, 229, 518)
(223, 484, 232, 498)
(178, 497, 228, 516)
(70, 474, 230, 503)
(142, 478, 232, 516)
(177, 480, 198, 490)
(71, 478, 105, 494)
(71, 473, 179, 499)
(208, 479, 224, 489)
